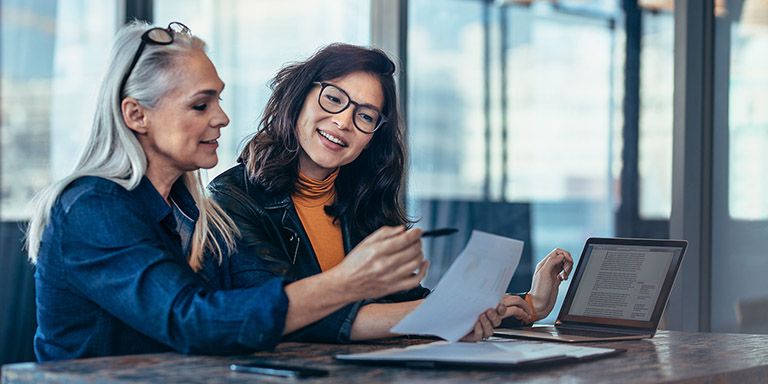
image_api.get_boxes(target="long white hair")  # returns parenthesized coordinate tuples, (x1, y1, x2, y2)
(26, 21, 238, 271)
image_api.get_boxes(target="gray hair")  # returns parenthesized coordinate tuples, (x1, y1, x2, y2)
(27, 21, 238, 271)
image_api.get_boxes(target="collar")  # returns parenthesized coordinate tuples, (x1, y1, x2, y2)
(238, 164, 292, 210)
(292, 169, 338, 208)
(135, 176, 199, 223)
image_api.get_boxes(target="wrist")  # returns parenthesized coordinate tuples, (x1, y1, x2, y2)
(524, 293, 539, 321)
(322, 267, 359, 303)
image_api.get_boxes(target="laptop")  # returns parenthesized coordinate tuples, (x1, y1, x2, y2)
(495, 237, 687, 343)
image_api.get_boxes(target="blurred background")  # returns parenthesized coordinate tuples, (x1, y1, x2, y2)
(2, 0, 766, 364)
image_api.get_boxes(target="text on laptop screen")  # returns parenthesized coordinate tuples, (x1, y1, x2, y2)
(566, 244, 680, 322)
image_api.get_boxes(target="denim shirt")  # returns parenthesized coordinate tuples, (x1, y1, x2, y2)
(34, 176, 289, 361)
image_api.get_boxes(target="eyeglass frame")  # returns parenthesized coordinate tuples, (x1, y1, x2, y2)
(118, 22, 191, 100)
(312, 81, 387, 134)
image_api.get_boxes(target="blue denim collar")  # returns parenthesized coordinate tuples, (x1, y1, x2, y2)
(136, 176, 199, 223)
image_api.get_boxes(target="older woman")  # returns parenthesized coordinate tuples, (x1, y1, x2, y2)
(27, 23, 421, 361)
(208, 44, 573, 343)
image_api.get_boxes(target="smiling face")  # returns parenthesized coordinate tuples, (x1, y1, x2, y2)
(137, 50, 229, 177)
(295, 71, 383, 180)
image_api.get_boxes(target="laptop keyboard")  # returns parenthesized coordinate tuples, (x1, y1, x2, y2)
(552, 328, 633, 338)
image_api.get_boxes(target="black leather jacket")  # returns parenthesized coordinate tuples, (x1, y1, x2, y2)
(208, 163, 431, 343)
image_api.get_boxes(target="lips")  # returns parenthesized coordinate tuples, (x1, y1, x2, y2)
(200, 138, 218, 144)
(317, 129, 348, 147)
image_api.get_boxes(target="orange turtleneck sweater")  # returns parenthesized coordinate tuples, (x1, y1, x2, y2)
(291, 169, 345, 271)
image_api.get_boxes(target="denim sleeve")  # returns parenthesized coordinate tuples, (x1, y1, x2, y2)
(60, 191, 289, 354)
(229, 247, 363, 343)
(284, 285, 432, 343)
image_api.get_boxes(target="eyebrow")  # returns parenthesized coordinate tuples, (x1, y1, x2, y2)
(325, 82, 382, 112)
(356, 101, 383, 112)
(190, 84, 225, 99)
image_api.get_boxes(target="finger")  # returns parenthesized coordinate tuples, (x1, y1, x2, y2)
(391, 249, 423, 271)
(496, 303, 506, 317)
(501, 295, 533, 320)
(387, 244, 424, 272)
(394, 260, 429, 291)
(361, 225, 405, 244)
(391, 249, 425, 277)
(549, 249, 571, 281)
(502, 294, 525, 306)
(559, 249, 573, 263)
(375, 229, 423, 257)
(502, 294, 531, 312)
(479, 313, 494, 338)
(466, 321, 482, 342)
(486, 308, 502, 328)
(560, 250, 574, 280)
(541, 248, 573, 274)
(407, 227, 424, 238)
(505, 306, 533, 324)
(475, 319, 485, 339)
(535, 250, 557, 272)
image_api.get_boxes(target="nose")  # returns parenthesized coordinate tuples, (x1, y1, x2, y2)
(212, 102, 230, 129)
(331, 106, 355, 131)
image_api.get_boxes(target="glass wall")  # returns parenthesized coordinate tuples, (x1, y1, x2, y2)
(639, 10, 674, 219)
(1, 0, 117, 220)
(711, 0, 768, 333)
(407, 0, 675, 322)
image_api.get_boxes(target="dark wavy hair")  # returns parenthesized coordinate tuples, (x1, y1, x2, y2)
(239, 43, 410, 238)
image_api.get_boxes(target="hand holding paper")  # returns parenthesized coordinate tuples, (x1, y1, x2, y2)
(391, 231, 524, 342)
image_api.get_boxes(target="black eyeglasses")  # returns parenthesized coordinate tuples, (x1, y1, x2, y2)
(313, 82, 387, 134)
(119, 22, 191, 99)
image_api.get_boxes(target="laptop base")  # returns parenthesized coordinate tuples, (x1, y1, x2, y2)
(494, 326, 651, 343)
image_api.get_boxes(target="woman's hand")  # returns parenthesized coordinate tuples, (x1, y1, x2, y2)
(528, 248, 573, 319)
(501, 294, 534, 324)
(330, 226, 428, 302)
(460, 305, 505, 342)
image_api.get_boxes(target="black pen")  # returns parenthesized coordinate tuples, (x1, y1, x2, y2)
(421, 227, 459, 238)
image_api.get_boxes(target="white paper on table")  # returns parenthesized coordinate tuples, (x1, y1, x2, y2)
(390, 230, 523, 342)
(336, 339, 618, 364)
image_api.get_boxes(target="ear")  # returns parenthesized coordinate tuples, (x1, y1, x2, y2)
(121, 97, 149, 135)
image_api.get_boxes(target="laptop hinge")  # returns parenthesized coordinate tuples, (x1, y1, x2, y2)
(556, 323, 652, 336)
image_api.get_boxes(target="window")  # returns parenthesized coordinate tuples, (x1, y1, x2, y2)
(728, 14, 768, 220)
(639, 10, 674, 219)
(711, 0, 768, 334)
(407, 0, 675, 323)
(1, 0, 117, 220)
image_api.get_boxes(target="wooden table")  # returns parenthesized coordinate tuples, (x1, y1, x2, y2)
(3, 331, 768, 383)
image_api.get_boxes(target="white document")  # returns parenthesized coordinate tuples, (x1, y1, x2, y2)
(337, 339, 618, 365)
(391, 230, 523, 342)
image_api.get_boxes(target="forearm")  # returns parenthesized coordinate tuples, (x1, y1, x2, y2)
(283, 270, 359, 335)
(349, 300, 423, 340)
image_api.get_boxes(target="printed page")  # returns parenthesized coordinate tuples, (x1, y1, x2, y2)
(391, 230, 523, 342)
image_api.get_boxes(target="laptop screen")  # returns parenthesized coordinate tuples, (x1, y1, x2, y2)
(557, 238, 687, 330)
